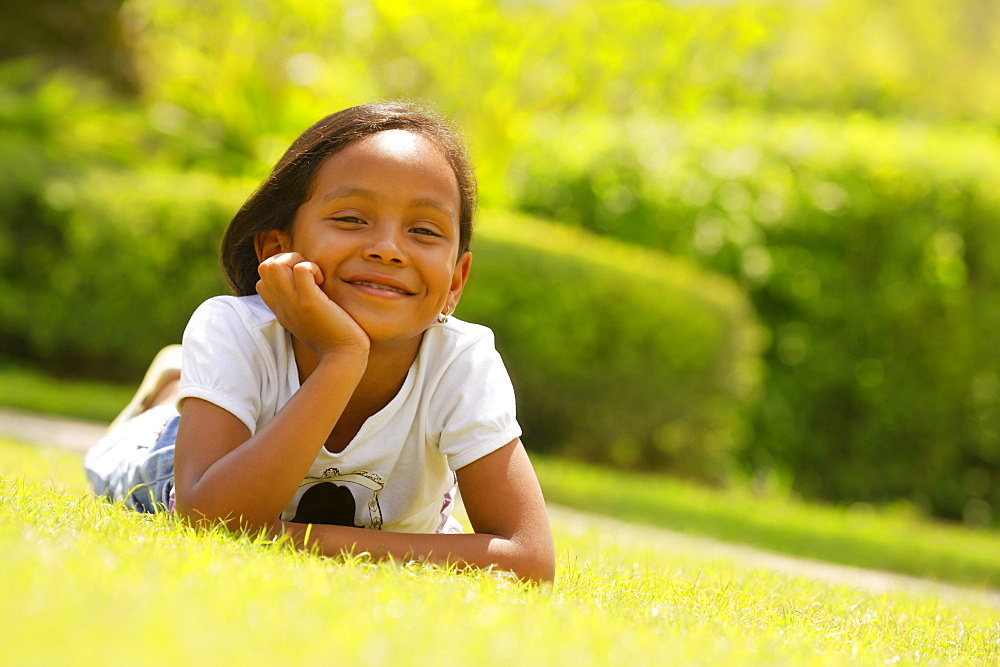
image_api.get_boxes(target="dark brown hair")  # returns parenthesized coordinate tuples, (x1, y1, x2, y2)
(221, 102, 478, 296)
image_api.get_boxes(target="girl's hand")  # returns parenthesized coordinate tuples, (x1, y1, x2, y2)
(256, 252, 370, 358)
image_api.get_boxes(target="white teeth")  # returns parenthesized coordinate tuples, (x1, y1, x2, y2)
(352, 281, 409, 294)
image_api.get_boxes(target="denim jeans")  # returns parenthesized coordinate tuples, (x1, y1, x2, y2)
(83, 404, 178, 513)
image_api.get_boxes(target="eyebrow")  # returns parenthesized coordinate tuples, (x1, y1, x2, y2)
(320, 186, 381, 204)
(320, 186, 457, 218)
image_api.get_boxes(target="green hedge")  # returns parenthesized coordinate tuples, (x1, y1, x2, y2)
(504, 111, 1000, 520)
(0, 66, 229, 377)
(0, 169, 242, 376)
(464, 212, 762, 480)
(0, 165, 762, 482)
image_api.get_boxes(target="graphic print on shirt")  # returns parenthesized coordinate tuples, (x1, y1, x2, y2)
(284, 467, 385, 529)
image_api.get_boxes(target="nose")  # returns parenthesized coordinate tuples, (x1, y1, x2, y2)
(364, 228, 406, 265)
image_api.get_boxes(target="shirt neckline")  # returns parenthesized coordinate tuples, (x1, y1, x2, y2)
(285, 332, 425, 459)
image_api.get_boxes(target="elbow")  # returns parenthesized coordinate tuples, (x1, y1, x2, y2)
(174, 490, 264, 535)
(515, 553, 555, 584)
(534, 544, 557, 583)
(177, 504, 264, 536)
(173, 486, 215, 525)
(174, 495, 223, 528)
(173, 492, 199, 523)
(525, 557, 556, 584)
(511, 537, 556, 584)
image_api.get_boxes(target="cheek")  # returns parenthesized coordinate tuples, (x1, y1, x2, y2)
(316, 275, 349, 305)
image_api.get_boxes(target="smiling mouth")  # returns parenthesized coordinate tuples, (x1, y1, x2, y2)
(347, 280, 414, 296)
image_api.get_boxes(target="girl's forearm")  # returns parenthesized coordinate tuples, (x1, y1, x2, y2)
(178, 349, 368, 529)
(272, 521, 556, 584)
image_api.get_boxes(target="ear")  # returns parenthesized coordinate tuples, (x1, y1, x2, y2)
(254, 229, 291, 263)
(446, 251, 473, 314)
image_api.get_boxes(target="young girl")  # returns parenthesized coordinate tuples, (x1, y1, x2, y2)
(84, 102, 555, 583)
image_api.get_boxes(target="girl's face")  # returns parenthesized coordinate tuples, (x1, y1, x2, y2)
(266, 129, 471, 345)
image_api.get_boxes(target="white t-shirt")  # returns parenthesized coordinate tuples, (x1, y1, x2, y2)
(176, 295, 521, 534)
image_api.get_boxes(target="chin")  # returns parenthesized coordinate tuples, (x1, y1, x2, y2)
(355, 320, 415, 344)
(359, 319, 435, 346)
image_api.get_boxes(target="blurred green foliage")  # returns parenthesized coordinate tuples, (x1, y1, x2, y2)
(4, 0, 1000, 518)
(117, 0, 787, 188)
(0, 66, 238, 375)
(506, 111, 1000, 519)
(0, 0, 139, 94)
(114, 0, 1000, 187)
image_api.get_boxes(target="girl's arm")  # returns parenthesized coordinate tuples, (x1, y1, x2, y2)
(272, 437, 556, 583)
(173, 349, 366, 529)
(174, 253, 371, 529)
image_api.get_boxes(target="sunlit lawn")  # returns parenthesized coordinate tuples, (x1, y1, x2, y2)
(3, 438, 1000, 666)
(0, 363, 135, 424)
(7, 360, 1000, 593)
(536, 456, 1000, 590)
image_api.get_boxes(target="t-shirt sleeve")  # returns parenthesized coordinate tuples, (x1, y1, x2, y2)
(175, 298, 268, 436)
(432, 329, 522, 471)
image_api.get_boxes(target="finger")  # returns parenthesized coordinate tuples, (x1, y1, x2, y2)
(257, 261, 291, 294)
(255, 278, 276, 310)
(294, 260, 324, 286)
(257, 252, 306, 276)
(270, 252, 307, 267)
(258, 258, 301, 306)
(293, 262, 325, 297)
(257, 256, 288, 282)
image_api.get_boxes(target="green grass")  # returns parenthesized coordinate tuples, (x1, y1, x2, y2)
(0, 361, 134, 423)
(3, 438, 1000, 666)
(5, 361, 1000, 592)
(536, 456, 1000, 590)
